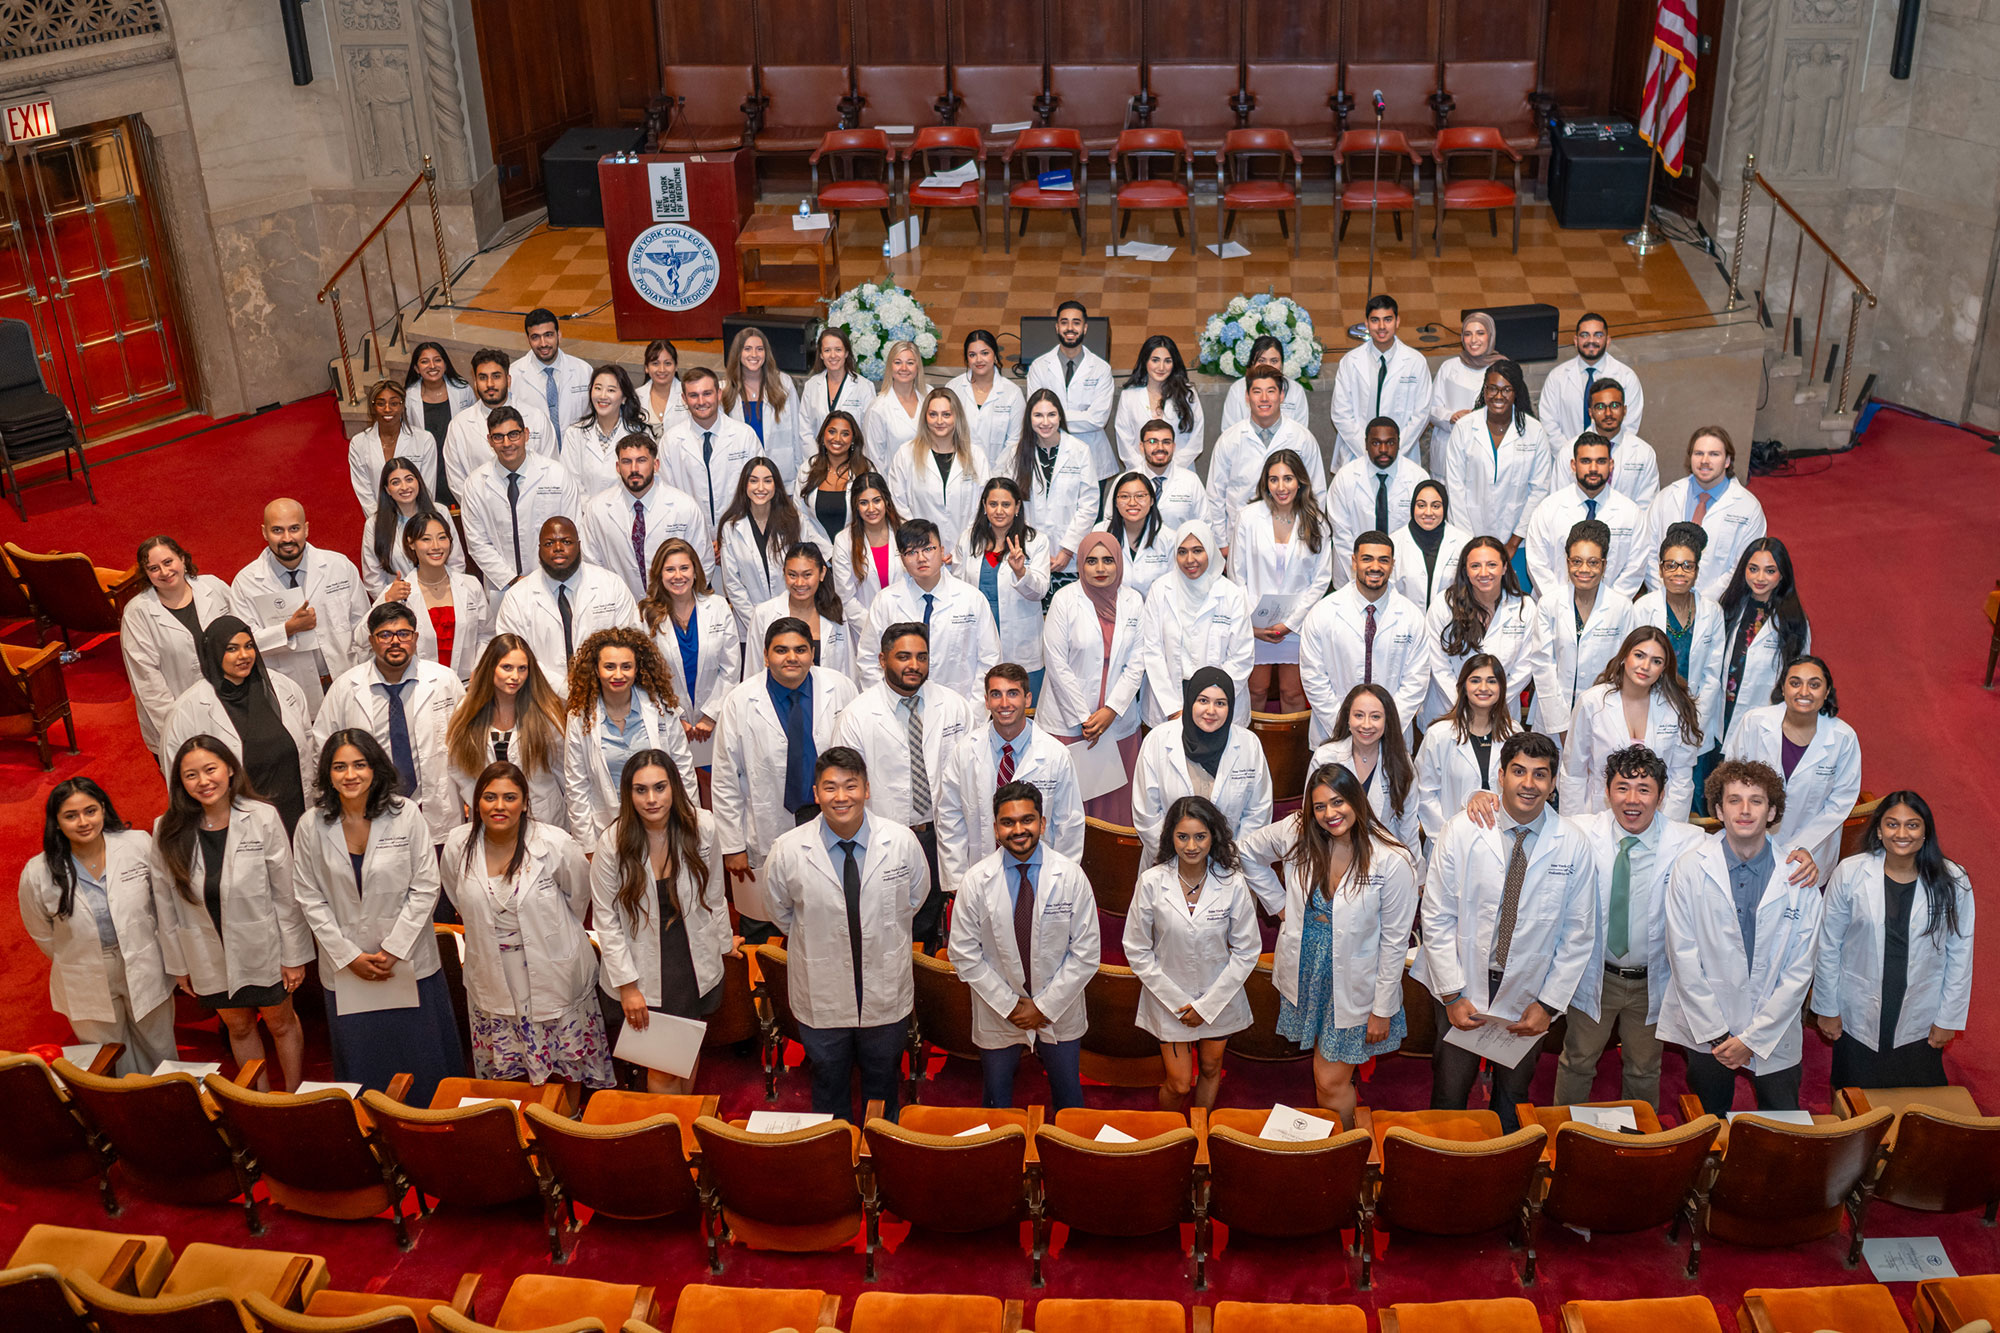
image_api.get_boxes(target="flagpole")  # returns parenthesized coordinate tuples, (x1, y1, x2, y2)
(1626, 49, 1666, 256)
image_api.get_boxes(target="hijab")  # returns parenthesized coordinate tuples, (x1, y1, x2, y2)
(1407, 479, 1450, 574)
(1073, 531, 1124, 627)
(1162, 519, 1224, 621)
(201, 615, 272, 709)
(199, 614, 305, 834)
(1457, 312, 1505, 371)
(1181, 666, 1235, 777)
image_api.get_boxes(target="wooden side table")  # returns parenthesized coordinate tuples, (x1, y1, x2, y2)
(735, 213, 840, 310)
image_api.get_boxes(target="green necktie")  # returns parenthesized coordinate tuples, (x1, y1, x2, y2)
(1607, 834, 1640, 959)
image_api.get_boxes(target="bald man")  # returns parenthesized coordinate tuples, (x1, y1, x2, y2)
(492, 515, 640, 688)
(229, 498, 370, 716)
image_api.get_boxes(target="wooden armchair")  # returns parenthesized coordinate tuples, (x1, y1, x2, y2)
(1217, 128, 1303, 256)
(1334, 130, 1424, 259)
(1738, 1284, 1907, 1333)
(860, 1103, 1033, 1280)
(1204, 1109, 1373, 1286)
(1079, 963, 1167, 1085)
(1110, 128, 1198, 254)
(903, 125, 988, 249)
(0, 639, 73, 768)
(1679, 1096, 1891, 1266)
(248, 1272, 481, 1333)
(663, 1285, 839, 1333)
(1032, 1110, 1207, 1288)
(0, 1264, 93, 1333)
(1560, 1296, 1725, 1333)
(1432, 126, 1523, 256)
(910, 947, 982, 1101)
(1000, 127, 1089, 255)
(809, 129, 897, 235)
(1035, 1300, 1187, 1333)
(0, 1053, 117, 1211)
(753, 65, 853, 154)
(1199, 1305, 1364, 1333)
(1081, 817, 1143, 915)
(1225, 955, 1308, 1062)
(701, 944, 762, 1051)
(205, 1073, 417, 1246)
(751, 941, 803, 1099)
(523, 1095, 709, 1226)
(1371, 1118, 1547, 1283)
(1839, 1087, 2000, 1222)
(1530, 1113, 1721, 1280)
(6, 1224, 173, 1296)
(658, 65, 755, 152)
(3, 542, 143, 654)
(54, 1058, 261, 1230)
(691, 1114, 863, 1274)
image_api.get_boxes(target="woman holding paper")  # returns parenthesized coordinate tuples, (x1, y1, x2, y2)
(291, 730, 462, 1103)
(590, 749, 733, 1094)
(1229, 447, 1333, 714)
(1124, 795, 1261, 1112)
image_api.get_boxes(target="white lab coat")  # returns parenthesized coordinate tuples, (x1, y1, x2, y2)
(1296, 584, 1428, 746)
(1812, 850, 1976, 1051)
(404, 378, 478, 440)
(560, 420, 630, 503)
(1132, 724, 1273, 861)
(936, 723, 1085, 890)
(1131, 465, 1207, 538)
(492, 564, 642, 690)
(1114, 385, 1206, 471)
(1202, 418, 1328, 539)
(121, 576, 234, 755)
(18, 830, 178, 1026)
(858, 577, 1000, 704)
(1538, 350, 1645, 450)
(1424, 592, 1547, 726)
(589, 815, 733, 1007)
(160, 675, 316, 799)
(1309, 736, 1423, 875)
(347, 425, 441, 517)
(1556, 683, 1703, 822)
(1426, 358, 1487, 435)
(716, 517, 791, 635)
(1218, 373, 1310, 435)
(289, 796, 443, 987)
(1389, 522, 1472, 614)
(1719, 607, 1809, 740)
(1643, 478, 1768, 603)
(458, 454, 586, 597)
(764, 815, 930, 1028)
(1440, 412, 1553, 543)
(1414, 810, 1597, 1019)
(1098, 520, 1176, 601)
(562, 691, 700, 846)
(314, 659, 468, 846)
(1140, 571, 1256, 728)
(1240, 819, 1420, 1020)
(989, 432, 1099, 556)
(949, 848, 1100, 1048)
(793, 468, 851, 552)
(649, 594, 740, 724)
(641, 376, 691, 440)
(440, 817, 595, 1023)
(1522, 484, 1647, 600)
(151, 799, 313, 998)
(952, 527, 1051, 672)
(1569, 811, 1707, 1023)
(1607, 432, 1662, 508)
(364, 575, 490, 681)
(724, 372, 805, 484)
(1228, 502, 1333, 667)
(1331, 339, 1432, 468)
(799, 369, 876, 446)
(449, 730, 569, 835)
(230, 547, 372, 715)
(511, 349, 594, 434)
(1723, 706, 1862, 883)
(1124, 862, 1261, 1040)
(747, 593, 856, 682)
(881, 441, 993, 548)
(829, 526, 906, 622)
(441, 396, 558, 502)
(862, 389, 925, 460)
(1656, 836, 1821, 1073)
(945, 372, 1026, 464)
(661, 415, 763, 529)
(831, 681, 977, 826)
(1025, 346, 1118, 477)
(1037, 582, 1147, 741)
(1414, 717, 1495, 843)
(1326, 456, 1430, 585)
(359, 507, 471, 596)
(1632, 590, 1726, 747)
(1530, 588, 1636, 734)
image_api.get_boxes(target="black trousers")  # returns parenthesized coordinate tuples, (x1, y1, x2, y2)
(909, 822, 946, 951)
(1429, 995, 1540, 1134)
(1681, 1047, 1802, 1117)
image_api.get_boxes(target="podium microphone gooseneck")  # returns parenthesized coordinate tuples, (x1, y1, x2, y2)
(1347, 91, 1387, 340)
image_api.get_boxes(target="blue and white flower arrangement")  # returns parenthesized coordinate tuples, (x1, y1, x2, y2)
(1198, 293, 1324, 383)
(823, 281, 940, 381)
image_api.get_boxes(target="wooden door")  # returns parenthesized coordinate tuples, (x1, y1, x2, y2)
(1612, 0, 1725, 215)
(471, 0, 598, 218)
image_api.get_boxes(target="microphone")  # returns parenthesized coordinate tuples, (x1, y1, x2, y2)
(1372, 89, 1386, 116)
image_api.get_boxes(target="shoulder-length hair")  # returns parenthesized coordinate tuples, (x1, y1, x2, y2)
(801, 409, 869, 496)
(1123, 334, 1197, 434)
(1287, 762, 1401, 898)
(400, 509, 456, 569)
(136, 535, 198, 579)
(1149, 794, 1243, 873)
(641, 536, 715, 634)
(1774, 653, 1839, 714)
(1106, 471, 1163, 551)
(1718, 536, 1809, 666)
(1251, 447, 1326, 553)
(966, 475, 1038, 555)
(462, 761, 533, 882)
(579, 363, 648, 434)
(158, 736, 263, 904)
(1448, 653, 1520, 745)
(716, 456, 802, 560)
(1441, 535, 1523, 657)
(721, 326, 791, 417)
(782, 541, 844, 626)
(612, 748, 714, 926)
(1860, 790, 1964, 943)
(846, 471, 905, 579)
(40, 778, 129, 920)
(1592, 625, 1702, 746)
(404, 340, 469, 389)
(1011, 388, 1068, 495)
(447, 633, 566, 781)
(312, 728, 400, 822)
(566, 625, 681, 720)
(1329, 684, 1414, 818)
(914, 384, 975, 474)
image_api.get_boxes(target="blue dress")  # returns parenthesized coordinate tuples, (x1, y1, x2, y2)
(1274, 889, 1407, 1064)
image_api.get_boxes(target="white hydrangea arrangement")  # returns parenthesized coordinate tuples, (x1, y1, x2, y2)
(823, 281, 940, 381)
(1198, 293, 1324, 383)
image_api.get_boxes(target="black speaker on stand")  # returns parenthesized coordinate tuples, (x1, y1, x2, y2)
(1464, 303, 1560, 363)
(542, 127, 645, 227)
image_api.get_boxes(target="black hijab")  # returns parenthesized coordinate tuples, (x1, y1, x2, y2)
(1407, 480, 1450, 583)
(1181, 666, 1235, 777)
(200, 614, 305, 833)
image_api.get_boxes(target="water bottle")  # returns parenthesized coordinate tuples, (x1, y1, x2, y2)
(881, 236, 892, 259)
(797, 197, 810, 218)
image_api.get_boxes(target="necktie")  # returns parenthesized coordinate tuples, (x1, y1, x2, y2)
(922, 592, 935, 626)
(1151, 473, 1164, 502)
(1492, 827, 1532, 972)
(700, 430, 716, 519)
(838, 839, 866, 1015)
(1012, 863, 1035, 988)
(544, 365, 560, 432)
(1363, 603, 1377, 684)
(997, 740, 1015, 788)
(1373, 352, 1389, 417)
(1607, 834, 1639, 959)
(557, 583, 574, 661)
(631, 498, 647, 581)
(1692, 488, 1713, 524)
(1584, 496, 1598, 520)
(779, 685, 811, 811)
(505, 471, 524, 576)
(1374, 472, 1390, 533)
(381, 680, 418, 795)
(1063, 356, 1076, 387)
(905, 693, 930, 822)
(1582, 365, 1597, 419)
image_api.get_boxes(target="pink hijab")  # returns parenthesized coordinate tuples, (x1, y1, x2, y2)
(1073, 531, 1124, 626)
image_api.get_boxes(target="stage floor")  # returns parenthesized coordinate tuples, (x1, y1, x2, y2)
(455, 198, 1718, 367)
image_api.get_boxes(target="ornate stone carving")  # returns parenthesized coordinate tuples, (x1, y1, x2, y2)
(338, 0, 402, 31)
(1723, 0, 1778, 162)
(415, 0, 471, 187)
(1775, 39, 1851, 177)
(347, 45, 423, 180)
(1790, 0, 1859, 25)
(0, 0, 163, 62)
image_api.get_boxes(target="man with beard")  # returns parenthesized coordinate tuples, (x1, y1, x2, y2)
(493, 517, 640, 688)
(579, 433, 712, 598)
(441, 348, 558, 499)
(1297, 529, 1428, 746)
(1326, 417, 1430, 584)
(1025, 300, 1117, 480)
(230, 498, 369, 715)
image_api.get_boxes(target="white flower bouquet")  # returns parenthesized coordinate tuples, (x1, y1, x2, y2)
(1197, 293, 1325, 383)
(823, 281, 941, 381)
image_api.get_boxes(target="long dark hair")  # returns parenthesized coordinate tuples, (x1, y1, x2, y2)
(159, 736, 263, 905)
(1861, 790, 1965, 943)
(717, 456, 801, 559)
(801, 409, 869, 496)
(462, 761, 533, 883)
(1441, 536, 1524, 656)
(782, 542, 845, 626)
(1124, 334, 1197, 434)
(967, 475, 1037, 555)
(1011, 388, 1069, 496)
(1448, 653, 1520, 744)
(1106, 471, 1162, 551)
(371, 456, 440, 575)
(1150, 794, 1243, 872)
(579, 363, 648, 434)
(446, 634, 566, 781)
(1592, 625, 1703, 746)
(1719, 536, 1809, 665)
(312, 729, 400, 823)
(1330, 684, 1413, 818)
(1481, 358, 1536, 430)
(1287, 762, 1400, 899)
(404, 340, 469, 390)
(612, 748, 713, 926)
(846, 471, 904, 582)
(41, 779, 129, 920)
(1251, 447, 1326, 553)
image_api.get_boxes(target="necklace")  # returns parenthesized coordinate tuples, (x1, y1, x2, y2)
(1177, 868, 1204, 901)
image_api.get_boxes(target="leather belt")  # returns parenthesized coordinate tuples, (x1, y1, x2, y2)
(1604, 961, 1648, 980)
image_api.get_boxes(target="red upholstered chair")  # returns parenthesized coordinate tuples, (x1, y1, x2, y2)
(1440, 60, 1545, 160)
(664, 1284, 839, 1333)
(1339, 62, 1441, 159)
(1146, 64, 1246, 156)
(810, 130, 897, 236)
(1111, 128, 1198, 254)
(949, 66, 1045, 132)
(1246, 63, 1340, 159)
(903, 126, 987, 250)
(1217, 128, 1302, 256)
(1432, 126, 1523, 256)
(854, 65, 949, 133)
(659, 66, 754, 151)
(1334, 130, 1423, 259)
(1000, 128, 1088, 255)
(1047, 65, 1143, 154)
(754, 65, 853, 155)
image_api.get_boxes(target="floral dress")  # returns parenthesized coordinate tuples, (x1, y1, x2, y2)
(1273, 886, 1408, 1064)
(467, 865, 615, 1087)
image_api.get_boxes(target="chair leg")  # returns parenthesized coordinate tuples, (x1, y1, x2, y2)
(62, 707, 77, 754)
(1185, 205, 1198, 256)
(75, 443, 95, 505)
(0, 452, 22, 521)
(35, 723, 51, 769)
(1004, 205, 1013, 254)
(1489, 208, 1498, 237)
(1291, 203, 1299, 257)
(1434, 205, 1443, 257)
(1512, 196, 1521, 254)
(1171, 210, 1184, 238)
(1409, 206, 1420, 257)
(1357, 1203, 1374, 1290)
(1985, 628, 1998, 686)
(975, 202, 987, 253)
(1119, 210, 1131, 239)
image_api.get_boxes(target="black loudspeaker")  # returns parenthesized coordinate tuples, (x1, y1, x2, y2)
(1016, 316, 1112, 371)
(1465, 303, 1560, 363)
(722, 313, 818, 376)
(1549, 122, 1651, 230)
(542, 127, 644, 227)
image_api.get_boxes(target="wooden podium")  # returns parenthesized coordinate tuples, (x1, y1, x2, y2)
(600, 150, 754, 340)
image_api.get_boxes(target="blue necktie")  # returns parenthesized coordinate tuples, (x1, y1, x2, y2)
(381, 680, 417, 795)
(1582, 365, 1596, 419)
(778, 684, 812, 811)
(922, 592, 935, 626)
(1585, 497, 1598, 520)
(544, 365, 560, 435)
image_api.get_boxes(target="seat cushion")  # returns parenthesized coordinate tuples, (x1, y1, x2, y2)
(160, 1242, 328, 1303)
(1222, 181, 1297, 208)
(1744, 1285, 1905, 1333)
(1116, 179, 1189, 208)
(909, 183, 982, 208)
(1032, 1299, 1187, 1333)
(668, 1285, 829, 1333)
(1337, 182, 1416, 209)
(1563, 1296, 1724, 1333)
(579, 1089, 702, 1157)
(661, 129, 746, 152)
(500, 1276, 647, 1329)
(818, 181, 892, 209)
(755, 129, 830, 153)
(1839, 1084, 1983, 1119)
(1440, 180, 1517, 209)
(897, 1106, 1032, 1135)
(306, 1288, 458, 1332)
(1387, 1298, 1540, 1333)
(1368, 1109, 1502, 1154)
(7, 1225, 173, 1297)
(1213, 1300, 1368, 1333)
(1009, 184, 1083, 208)
(1918, 1275, 2000, 1333)
(851, 1291, 1006, 1333)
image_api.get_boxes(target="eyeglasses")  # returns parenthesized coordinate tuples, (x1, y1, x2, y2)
(489, 429, 527, 443)
(373, 629, 417, 643)
(1566, 556, 1606, 569)
(1660, 559, 1698, 573)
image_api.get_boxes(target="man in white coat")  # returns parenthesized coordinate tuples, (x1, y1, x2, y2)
(1297, 533, 1428, 746)
(230, 498, 370, 717)
(441, 350, 558, 500)
(936, 663, 1084, 893)
(1417, 731, 1596, 1133)
(1203, 365, 1327, 549)
(1537, 314, 1645, 452)
(580, 433, 713, 598)
(832, 621, 976, 950)
(1643, 427, 1767, 603)
(1523, 433, 1646, 599)
(1586, 378, 1660, 507)
(1327, 418, 1429, 587)
(494, 518, 640, 689)
(313, 601, 467, 847)
(1129, 418, 1207, 536)
(1553, 745, 1706, 1110)
(949, 782, 1100, 1110)
(1330, 294, 1432, 469)
(1658, 759, 1823, 1116)
(859, 519, 1000, 704)
(662, 366, 761, 531)
(512, 308, 592, 437)
(458, 407, 584, 604)
(714, 617, 860, 941)
(764, 746, 930, 1121)
(1025, 300, 1117, 479)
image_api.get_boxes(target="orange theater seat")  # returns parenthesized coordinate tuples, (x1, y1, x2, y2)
(1560, 1295, 1725, 1333)
(850, 1291, 1016, 1333)
(666, 1284, 839, 1333)
(1919, 1274, 2000, 1333)
(1380, 1298, 1540, 1332)
(1739, 1284, 1906, 1333)
(1204, 1300, 1367, 1333)
(1032, 1298, 1187, 1333)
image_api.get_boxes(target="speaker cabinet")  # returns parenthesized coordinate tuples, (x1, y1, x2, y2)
(1464, 303, 1560, 364)
(542, 127, 644, 228)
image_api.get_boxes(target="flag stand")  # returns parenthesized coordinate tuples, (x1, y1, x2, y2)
(1626, 48, 1668, 256)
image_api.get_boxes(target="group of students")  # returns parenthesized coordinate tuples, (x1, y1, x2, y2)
(15, 299, 1972, 1128)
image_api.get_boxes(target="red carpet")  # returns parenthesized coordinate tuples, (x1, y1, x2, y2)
(0, 396, 1993, 1328)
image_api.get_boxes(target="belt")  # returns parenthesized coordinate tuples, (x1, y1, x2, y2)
(319, 673, 334, 691)
(908, 821, 934, 835)
(1604, 961, 1648, 980)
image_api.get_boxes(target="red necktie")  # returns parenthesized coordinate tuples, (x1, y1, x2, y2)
(997, 741, 1015, 787)
(1363, 603, 1377, 684)
(1013, 865, 1035, 985)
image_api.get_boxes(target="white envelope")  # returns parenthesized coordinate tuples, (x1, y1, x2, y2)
(954, 1123, 993, 1138)
(153, 1060, 223, 1079)
(612, 1010, 707, 1078)
(1206, 241, 1252, 258)
(331, 964, 420, 1015)
(791, 213, 832, 230)
(59, 1043, 103, 1070)
(295, 1081, 363, 1097)
(1726, 1108, 1815, 1125)
(991, 121, 1034, 134)
(746, 1110, 834, 1134)
(1093, 1124, 1138, 1143)
(457, 1096, 518, 1109)
(1251, 593, 1291, 630)
(920, 161, 979, 188)
(1066, 733, 1129, 802)
(1569, 1104, 1638, 1132)
(1260, 1104, 1337, 1142)
(1438, 1014, 1542, 1070)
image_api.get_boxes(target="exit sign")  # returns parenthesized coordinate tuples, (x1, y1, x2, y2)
(5, 100, 56, 145)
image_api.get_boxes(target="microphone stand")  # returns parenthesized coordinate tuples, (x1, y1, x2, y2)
(1347, 92, 1386, 340)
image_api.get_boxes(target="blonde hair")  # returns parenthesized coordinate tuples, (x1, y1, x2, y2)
(911, 384, 974, 474)
(878, 340, 922, 396)
(721, 326, 790, 417)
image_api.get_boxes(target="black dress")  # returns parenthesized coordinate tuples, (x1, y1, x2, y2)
(421, 397, 455, 506)
(191, 825, 289, 1010)
(1830, 873, 1947, 1089)
(814, 486, 848, 543)
(656, 878, 722, 1019)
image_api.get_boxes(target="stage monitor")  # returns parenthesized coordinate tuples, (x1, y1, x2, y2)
(722, 312, 817, 376)
(1464, 303, 1559, 363)
(1016, 315, 1112, 371)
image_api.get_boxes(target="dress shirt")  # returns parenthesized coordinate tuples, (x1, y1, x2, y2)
(1003, 844, 1043, 911)
(1725, 838, 1776, 972)
(511, 348, 593, 433)
(71, 860, 120, 949)
(1539, 349, 1645, 449)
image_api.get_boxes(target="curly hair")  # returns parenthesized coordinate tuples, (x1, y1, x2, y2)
(1704, 758, 1786, 825)
(565, 625, 681, 720)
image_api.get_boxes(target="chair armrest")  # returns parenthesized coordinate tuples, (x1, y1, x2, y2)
(236, 1059, 266, 1088)
(1677, 1093, 1705, 1127)
(1740, 1294, 1775, 1333)
(807, 144, 827, 165)
(631, 1285, 656, 1323)
(103, 1238, 146, 1294)
(1500, 142, 1524, 162)
(1190, 1106, 1210, 1165)
(1926, 1287, 1966, 1332)
(1, 641, 60, 672)
(1843, 1089, 1874, 1114)
(449, 1273, 481, 1315)
(1194, 1309, 1214, 1333)
(1003, 1299, 1025, 1333)
(273, 1256, 313, 1311)
(385, 1072, 414, 1103)
(87, 1043, 123, 1076)
(816, 1295, 841, 1329)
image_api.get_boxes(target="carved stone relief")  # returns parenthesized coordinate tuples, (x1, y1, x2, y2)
(347, 45, 423, 180)
(1789, 0, 1860, 25)
(338, 0, 402, 31)
(1774, 39, 1851, 177)
(0, 0, 164, 61)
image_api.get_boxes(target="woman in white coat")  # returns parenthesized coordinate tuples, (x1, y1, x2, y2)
(1041, 533, 1147, 824)
(1239, 761, 1419, 1126)
(640, 538, 740, 767)
(591, 751, 732, 1094)
(161, 616, 314, 837)
(1124, 795, 1261, 1111)
(347, 378, 440, 517)
(1140, 520, 1255, 727)
(447, 633, 570, 831)
(722, 326, 804, 483)
(996, 389, 1098, 572)
(793, 410, 871, 552)
(883, 386, 987, 549)
(370, 512, 488, 681)
(359, 457, 467, 596)
(1230, 447, 1333, 714)
(946, 329, 1026, 464)
(1557, 627, 1705, 821)
(1439, 360, 1551, 557)
(1715, 537, 1810, 761)
(954, 477, 1051, 696)
(562, 626, 698, 846)
(19, 779, 179, 1076)
(1415, 655, 1517, 847)
(1529, 518, 1635, 737)
(443, 760, 611, 1086)
(1132, 668, 1272, 864)
(747, 544, 855, 680)
(1632, 522, 1726, 751)
(404, 342, 476, 503)
(1389, 481, 1470, 614)
(153, 736, 313, 1090)
(715, 457, 803, 640)
(562, 365, 650, 502)
(1097, 471, 1175, 599)
(1723, 654, 1862, 885)
(1426, 312, 1503, 439)
(1216, 335, 1311, 434)
(796, 327, 874, 446)
(121, 536, 233, 759)
(862, 340, 926, 458)
(291, 730, 462, 1102)
(1424, 536, 1546, 728)
(1812, 791, 1975, 1092)
(1310, 683, 1422, 871)
(1115, 335, 1206, 470)
(829, 472, 906, 621)
(637, 339, 690, 439)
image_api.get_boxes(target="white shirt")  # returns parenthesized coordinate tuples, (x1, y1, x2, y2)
(745, 593, 856, 682)
(832, 681, 976, 826)
(1538, 348, 1645, 450)
(1440, 412, 1554, 543)
(458, 453, 585, 596)
(1202, 417, 1328, 539)
(661, 414, 762, 529)
(990, 431, 1098, 556)
(1037, 583, 1147, 741)
(347, 425, 441, 516)
(1607, 431, 1662, 507)
(1130, 723, 1272, 864)
(121, 576, 234, 754)
(952, 525, 1051, 671)
(1218, 373, 1310, 435)
(649, 593, 741, 725)
(440, 819, 594, 1022)
(561, 689, 698, 845)
(1424, 591, 1547, 726)
(1632, 589, 1726, 746)
(560, 420, 632, 502)
(359, 505, 470, 596)
(862, 388, 925, 460)
(1722, 706, 1863, 883)
(1326, 454, 1430, 584)
(1114, 384, 1207, 471)
(1025, 345, 1118, 477)
(1240, 820, 1419, 1019)
(150, 800, 313, 997)
(1812, 850, 1975, 1051)
(1522, 483, 1646, 600)
(724, 371, 805, 484)
(1426, 357, 1489, 435)
(765, 816, 931, 1029)
(1139, 574, 1256, 728)
(290, 796, 444, 987)
(949, 848, 1100, 1048)
(590, 814, 733, 1008)
(1297, 583, 1429, 745)
(365, 574, 489, 681)
(313, 658, 468, 844)
(511, 348, 593, 435)
(1570, 810, 1706, 1022)
(1331, 338, 1432, 468)
(1309, 735, 1424, 874)
(1227, 501, 1333, 667)
(1130, 463, 1206, 538)
(441, 396, 557, 501)
(881, 442, 993, 550)
(858, 576, 1000, 704)
(229, 545, 371, 715)
(935, 720, 1085, 889)
(1530, 587, 1636, 734)
(797, 368, 876, 445)
(19, 830, 176, 1026)
(1389, 522, 1472, 614)
(711, 668, 859, 880)
(580, 477, 713, 599)
(492, 563, 642, 688)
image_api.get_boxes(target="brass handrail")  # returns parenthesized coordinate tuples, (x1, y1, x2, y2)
(317, 156, 454, 401)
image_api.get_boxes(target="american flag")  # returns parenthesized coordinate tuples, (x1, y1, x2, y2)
(1638, 0, 1698, 176)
